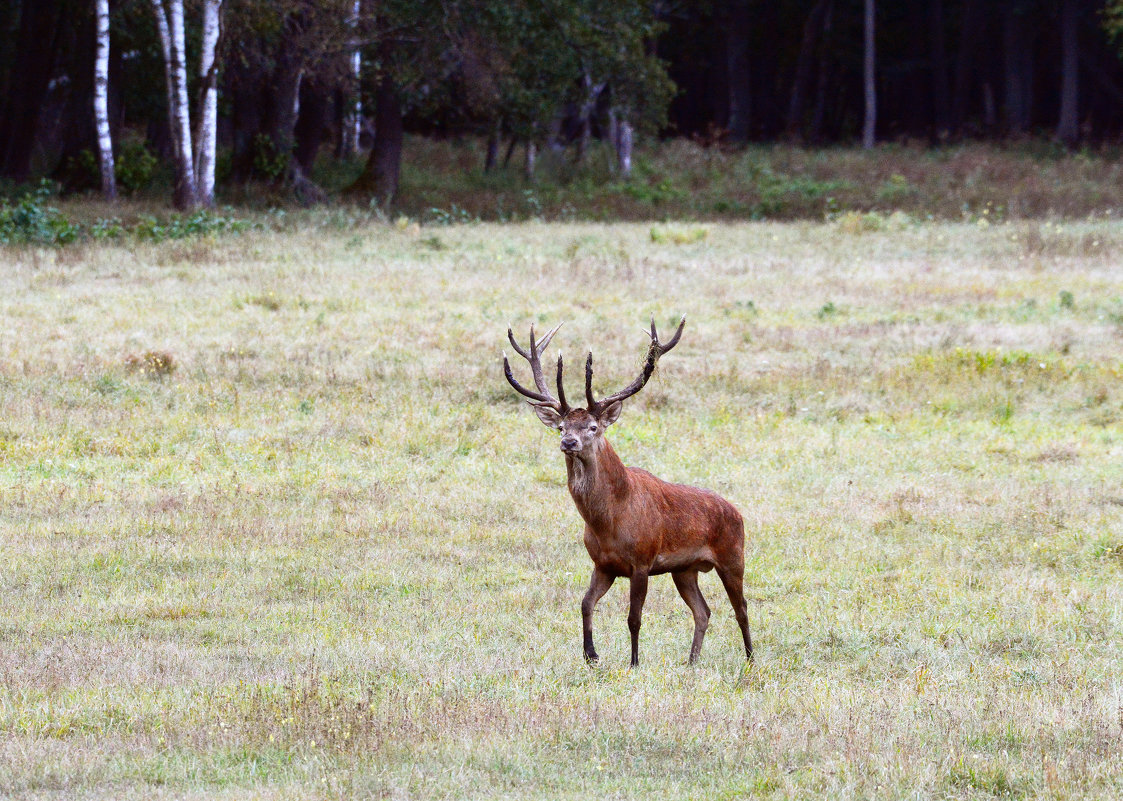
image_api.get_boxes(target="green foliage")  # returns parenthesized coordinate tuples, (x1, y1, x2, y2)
(115, 139, 160, 194)
(649, 226, 707, 244)
(623, 175, 687, 206)
(0, 182, 82, 245)
(424, 204, 477, 225)
(250, 134, 290, 182)
(132, 210, 252, 241)
(1104, 1, 1123, 45)
(0, 187, 250, 246)
(57, 140, 159, 195)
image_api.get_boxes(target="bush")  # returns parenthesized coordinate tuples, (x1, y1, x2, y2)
(0, 182, 82, 245)
(115, 139, 159, 195)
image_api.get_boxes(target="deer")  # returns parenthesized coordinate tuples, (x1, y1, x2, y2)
(503, 317, 753, 667)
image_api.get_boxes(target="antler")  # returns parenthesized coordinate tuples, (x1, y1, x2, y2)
(586, 315, 686, 415)
(503, 322, 570, 414)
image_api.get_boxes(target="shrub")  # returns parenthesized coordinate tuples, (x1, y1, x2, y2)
(0, 182, 82, 246)
(115, 139, 160, 195)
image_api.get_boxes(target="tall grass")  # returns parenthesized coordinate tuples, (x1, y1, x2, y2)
(324, 137, 1123, 222)
(1, 218, 1121, 799)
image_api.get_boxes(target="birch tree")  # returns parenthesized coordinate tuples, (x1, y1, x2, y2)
(195, 0, 223, 206)
(151, 0, 196, 208)
(94, 0, 116, 199)
(150, 0, 224, 208)
(342, 0, 362, 157)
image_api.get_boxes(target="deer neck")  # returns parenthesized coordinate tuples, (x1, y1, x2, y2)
(565, 437, 630, 529)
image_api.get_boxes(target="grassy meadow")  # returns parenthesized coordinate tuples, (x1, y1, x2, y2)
(1, 216, 1122, 799)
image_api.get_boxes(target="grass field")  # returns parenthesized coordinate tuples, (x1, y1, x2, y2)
(1, 217, 1122, 799)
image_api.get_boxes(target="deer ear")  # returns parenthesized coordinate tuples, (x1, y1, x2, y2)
(599, 400, 623, 427)
(533, 404, 563, 429)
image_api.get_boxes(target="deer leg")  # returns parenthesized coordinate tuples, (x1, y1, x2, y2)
(672, 571, 711, 664)
(716, 565, 754, 661)
(581, 567, 615, 664)
(627, 570, 649, 668)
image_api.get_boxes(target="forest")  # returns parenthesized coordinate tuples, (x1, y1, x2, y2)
(3, 0, 1123, 210)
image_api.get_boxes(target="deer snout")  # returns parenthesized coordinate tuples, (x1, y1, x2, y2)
(560, 435, 580, 452)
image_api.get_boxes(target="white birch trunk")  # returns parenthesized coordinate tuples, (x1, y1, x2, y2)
(616, 118, 633, 178)
(524, 141, 537, 181)
(94, 0, 116, 199)
(194, 0, 223, 206)
(606, 107, 619, 172)
(343, 0, 362, 156)
(151, 0, 197, 208)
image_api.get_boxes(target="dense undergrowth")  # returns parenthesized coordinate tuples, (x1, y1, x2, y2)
(3, 138, 1122, 246)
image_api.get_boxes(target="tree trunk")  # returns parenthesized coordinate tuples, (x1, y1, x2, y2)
(809, 0, 834, 142)
(151, 0, 197, 209)
(346, 70, 402, 205)
(726, 0, 752, 141)
(1056, 0, 1079, 147)
(0, 1, 65, 181)
(503, 137, 518, 168)
(484, 123, 499, 172)
(227, 58, 264, 182)
(1002, 1, 1030, 135)
(264, 56, 303, 175)
(615, 117, 633, 178)
(574, 75, 603, 165)
(53, 2, 98, 187)
(294, 77, 331, 174)
(524, 141, 537, 181)
(928, 0, 951, 137)
(341, 0, 362, 158)
(862, 0, 876, 149)
(194, 0, 222, 207)
(952, 0, 983, 133)
(94, 0, 116, 198)
(785, 0, 828, 139)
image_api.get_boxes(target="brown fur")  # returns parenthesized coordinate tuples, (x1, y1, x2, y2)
(555, 411, 753, 666)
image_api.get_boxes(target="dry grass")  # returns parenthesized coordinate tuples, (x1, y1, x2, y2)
(330, 137, 1123, 222)
(1, 218, 1122, 799)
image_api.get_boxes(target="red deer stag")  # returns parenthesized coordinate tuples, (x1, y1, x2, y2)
(503, 317, 752, 667)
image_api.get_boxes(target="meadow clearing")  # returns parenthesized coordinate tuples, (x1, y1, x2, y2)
(1, 216, 1121, 799)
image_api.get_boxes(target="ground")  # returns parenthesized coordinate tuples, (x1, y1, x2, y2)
(1, 218, 1121, 799)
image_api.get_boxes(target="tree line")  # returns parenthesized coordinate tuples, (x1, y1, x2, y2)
(2, 0, 1122, 210)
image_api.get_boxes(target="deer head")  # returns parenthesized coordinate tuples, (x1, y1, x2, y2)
(503, 316, 686, 456)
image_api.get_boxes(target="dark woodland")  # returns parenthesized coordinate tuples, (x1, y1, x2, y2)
(2, 0, 1123, 207)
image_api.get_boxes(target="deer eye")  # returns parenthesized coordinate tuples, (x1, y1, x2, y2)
(589, 425, 598, 433)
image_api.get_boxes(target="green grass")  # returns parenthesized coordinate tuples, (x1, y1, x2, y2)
(1, 218, 1122, 799)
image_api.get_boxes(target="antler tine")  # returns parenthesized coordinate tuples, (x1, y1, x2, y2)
(585, 352, 596, 411)
(528, 322, 563, 396)
(588, 315, 687, 413)
(555, 353, 568, 411)
(503, 354, 556, 406)
(503, 322, 570, 413)
(537, 322, 563, 355)
(507, 326, 530, 360)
